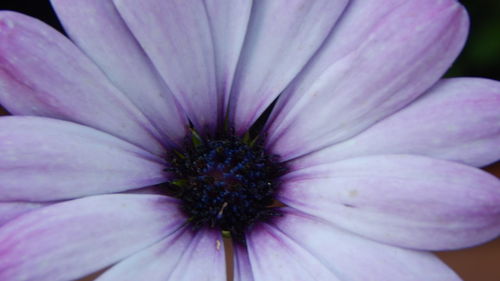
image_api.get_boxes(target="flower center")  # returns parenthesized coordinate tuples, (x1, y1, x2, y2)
(164, 131, 286, 241)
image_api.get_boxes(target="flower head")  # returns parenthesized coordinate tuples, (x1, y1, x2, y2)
(0, 0, 499, 281)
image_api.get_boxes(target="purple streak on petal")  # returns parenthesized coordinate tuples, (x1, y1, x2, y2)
(0, 116, 168, 201)
(233, 244, 254, 281)
(204, 0, 252, 119)
(160, 230, 227, 281)
(113, 0, 219, 133)
(229, 0, 349, 134)
(274, 208, 462, 281)
(96, 228, 195, 281)
(50, 0, 188, 146)
(266, 0, 469, 160)
(292, 78, 500, 169)
(0, 194, 184, 281)
(0, 201, 47, 226)
(246, 223, 341, 281)
(0, 12, 165, 155)
(280, 154, 500, 250)
(163, 229, 226, 281)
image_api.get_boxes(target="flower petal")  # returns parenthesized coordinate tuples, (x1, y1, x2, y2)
(50, 0, 188, 145)
(229, 0, 349, 133)
(266, 0, 469, 160)
(204, 0, 252, 117)
(293, 78, 500, 169)
(0, 12, 164, 154)
(163, 229, 226, 281)
(0, 202, 47, 226)
(281, 155, 500, 250)
(233, 244, 254, 281)
(0, 116, 167, 201)
(101, 228, 226, 281)
(113, 0, 219, 132)
(246, 223, 341, 281)
(0, 194, 184, 281)
(274, 209, 462, 281)
(96, 228, 194, 281)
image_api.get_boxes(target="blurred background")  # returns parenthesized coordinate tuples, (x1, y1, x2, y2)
(0, 0, 499, 280)
(446, 0, 500, 80)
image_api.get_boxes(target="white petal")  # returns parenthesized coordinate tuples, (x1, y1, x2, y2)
(234, 244, 254, 281)
(97, 228, 195, 281)
(0, 194, 185, 281)
(0, 12, 165, 154)
(266, 0, 469, 160)
(274, 209, 462, 281)
(292, 78, 500, 169)
(165, 230, 226, 281)
(230, 0, 349, 133)
(114, 0, 219, 132)
(51, 0, 188, 145)
(281, 155, 500, 250)
(0, 117, 167, 201)
(246, 223, 341, 281)
(204, 0, 252, 118)
(0, 202, 47, 226)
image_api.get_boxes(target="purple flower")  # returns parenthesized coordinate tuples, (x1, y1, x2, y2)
(0, 0, 499, 280)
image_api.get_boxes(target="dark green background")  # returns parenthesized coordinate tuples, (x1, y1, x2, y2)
(446, 0, 500, 80)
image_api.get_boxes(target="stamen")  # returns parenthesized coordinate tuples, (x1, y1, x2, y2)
(164, 129, 287, 242)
